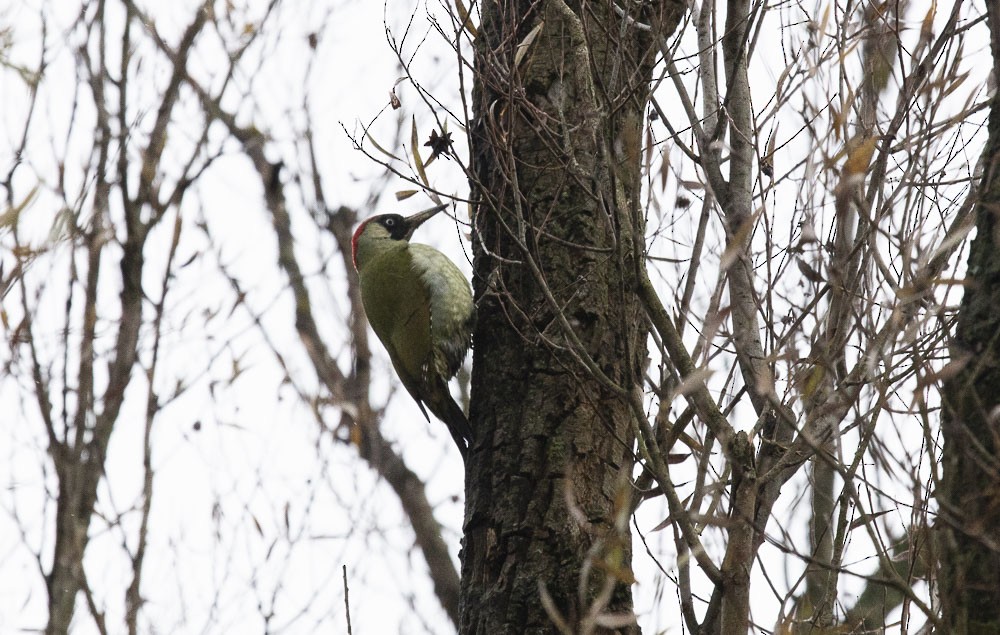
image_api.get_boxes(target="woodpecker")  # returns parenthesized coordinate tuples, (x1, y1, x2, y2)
(351, 203, 475, 459)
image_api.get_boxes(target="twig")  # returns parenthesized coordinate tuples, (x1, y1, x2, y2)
(343, 565, 353, 635)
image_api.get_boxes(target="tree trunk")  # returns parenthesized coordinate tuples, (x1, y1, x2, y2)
(461, 2, 683, 633)
(939, 3, 1000, 632)
(47, 474, 90, 635)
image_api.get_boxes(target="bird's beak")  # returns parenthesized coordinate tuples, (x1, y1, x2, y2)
(403, 203, 449, 240)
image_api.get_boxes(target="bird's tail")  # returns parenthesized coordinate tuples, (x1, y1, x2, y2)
(426, 381, 474, 461)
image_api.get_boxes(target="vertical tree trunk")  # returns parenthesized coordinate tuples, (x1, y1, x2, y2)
(461, 2, 682, 632)
(47, 475, 89, 635)
(939, 3, 1000, 632)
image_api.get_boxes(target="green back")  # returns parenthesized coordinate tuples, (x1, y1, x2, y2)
(359, 246, 433, 396)
(408, 244, 474, 378)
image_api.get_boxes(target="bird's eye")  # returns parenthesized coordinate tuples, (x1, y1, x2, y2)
(384, 218, 395, 227)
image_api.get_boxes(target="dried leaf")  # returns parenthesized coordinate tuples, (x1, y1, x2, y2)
(930, 215, 975, 263)
(411, 116, 429, 187)
(762, 125, 778, 178)
(453, 0, 478, 38)
(941, 71, 969, 100)
(849, 509, 892, 531)
(644, 124, 654, 177)
(367, 132, 402, 162)
(650, 515, 675, 532)
(775, 64, 792, 101)
(179, 252, 199, 268)
(818, 3, 830, 36)
(514, 21, 544, 68)
(0, 185, 38, 229)
(796, 258, 824, 283)
(395, 190, 418, 201)
(921, 1, 936, 39)
(660, 147, 671, 192)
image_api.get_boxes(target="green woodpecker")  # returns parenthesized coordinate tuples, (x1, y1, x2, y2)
(352, 203, 475, 459)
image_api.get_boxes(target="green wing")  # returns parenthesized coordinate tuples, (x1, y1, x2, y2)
(409, 244, 474, 378)
(359, 248, 434, 418)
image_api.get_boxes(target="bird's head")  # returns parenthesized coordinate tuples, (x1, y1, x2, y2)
(351, 203, 448, 270)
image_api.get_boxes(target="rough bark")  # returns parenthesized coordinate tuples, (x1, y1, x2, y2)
(462, 2, 683, 633)
(939, 3, 1000, 630)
